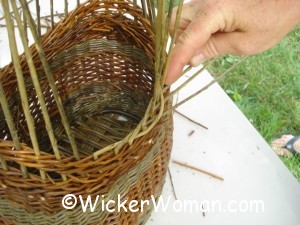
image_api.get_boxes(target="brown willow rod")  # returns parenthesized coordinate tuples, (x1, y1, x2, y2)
(10, 0, 67, 181)
(2, 0, 45, 179)
(77, 0, 80, 7)
(50, 0, 54, 29)
(173, 160, 224, 181)
(64, 0, 68, 17)
(20, 0, 80, 160)
(36, 0, 41, 36)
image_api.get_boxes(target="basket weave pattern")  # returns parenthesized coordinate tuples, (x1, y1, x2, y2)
(0, 0, 173, 224)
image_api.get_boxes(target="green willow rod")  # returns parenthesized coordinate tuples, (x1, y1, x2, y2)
(161, 0, 184, 84)
(10, 0, 67, 181)
(20, 0, 80, 160)
(167, 57, 248, 113)
(36, 0, 41, 36)
(2, 0, 45, 179)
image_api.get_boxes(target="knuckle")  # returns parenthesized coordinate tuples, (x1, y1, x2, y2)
(206, 38, 221, 57)
(176, 30, 191, 46)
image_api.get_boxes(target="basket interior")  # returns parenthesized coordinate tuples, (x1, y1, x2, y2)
(0, 2, 155, 158)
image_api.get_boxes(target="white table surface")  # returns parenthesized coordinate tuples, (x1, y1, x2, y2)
(148, 68, 300, 225)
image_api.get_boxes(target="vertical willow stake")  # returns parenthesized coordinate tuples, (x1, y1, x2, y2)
(161, 0, 184, 84)
(20, 0, 80, 160)
(0, 83, 12, 169)
(146, 0, 155, 27)
(153, 0, 165, 112)
(64, 0, 68, 17)
(0, 81, 28, 178)
(10, 0, 67, 181)
(140, 0, 147, 18)
(23, 9, 28, 42)
(36, 0, 41, 36)
(50, 0, 54, 29)
(2, 0, 45, 179)
(0, 79, 28, 177)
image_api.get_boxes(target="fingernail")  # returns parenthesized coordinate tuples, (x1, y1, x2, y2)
(190, 53, 205, 67)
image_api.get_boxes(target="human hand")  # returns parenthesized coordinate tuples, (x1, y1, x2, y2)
(166, 0, 300, 84)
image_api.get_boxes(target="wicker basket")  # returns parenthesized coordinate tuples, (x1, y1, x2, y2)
(0, 0, 174, 224)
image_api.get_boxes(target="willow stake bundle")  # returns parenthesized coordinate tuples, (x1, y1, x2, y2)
(0, 0, 243, 224)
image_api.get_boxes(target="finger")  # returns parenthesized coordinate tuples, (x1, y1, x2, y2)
(169, 9, 191, 37)
(169, 2, 199, 37)
(166, 10, 221, 85)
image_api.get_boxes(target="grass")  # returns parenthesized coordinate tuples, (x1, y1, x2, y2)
(163, 0, 300, 181)
(209, 27, 300, 181)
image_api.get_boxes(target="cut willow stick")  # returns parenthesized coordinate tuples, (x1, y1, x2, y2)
(10, 0, 67, 181)
(20, 0, 80, 161)
(172, 160, 224, 181)
(175, 110, 208, 130)
(77, 0, 80, 7)
(35, 0, 41, 36)
(2, 0, 45, 180)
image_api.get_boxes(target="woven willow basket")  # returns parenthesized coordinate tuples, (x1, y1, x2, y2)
(0, 0, 243, 224)
(0, 0, 181, 224)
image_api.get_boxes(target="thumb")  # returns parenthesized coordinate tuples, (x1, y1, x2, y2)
(165, 23, 212, 85)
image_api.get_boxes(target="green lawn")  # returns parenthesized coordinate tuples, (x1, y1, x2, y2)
(209, 27, 300, 181)
(164, 0, 300, 181)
